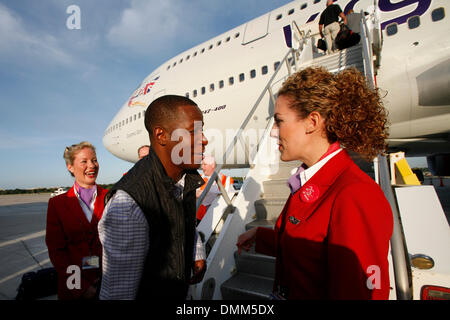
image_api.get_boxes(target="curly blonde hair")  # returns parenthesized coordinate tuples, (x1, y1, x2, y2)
(278, 67, 389, 161)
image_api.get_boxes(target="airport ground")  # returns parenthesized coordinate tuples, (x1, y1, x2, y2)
(0, 180, 449, 300)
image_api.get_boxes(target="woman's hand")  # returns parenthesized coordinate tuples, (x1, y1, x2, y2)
(236, 227, 258, 254)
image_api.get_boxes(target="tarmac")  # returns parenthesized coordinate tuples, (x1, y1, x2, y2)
(0, 182, 448, 300)
(0, 193, 52, 300)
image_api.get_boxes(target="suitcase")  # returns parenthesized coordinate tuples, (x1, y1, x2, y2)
(15, 267, 58, 300)
(335, 24, 361, 50)
(317, 38, 327, 52)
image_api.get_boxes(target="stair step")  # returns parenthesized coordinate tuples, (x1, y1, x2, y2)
(268, 160, 302, 179)
(234, 250, 275, 279)
(262, 179, 291, 198)
(254, 198, 286, 221)
(221, 273, 274, 300)
(245, 219, 277, 230)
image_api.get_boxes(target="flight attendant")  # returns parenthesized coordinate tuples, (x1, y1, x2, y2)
(46, 141, 108, 300)
(237, 67, 393, 299)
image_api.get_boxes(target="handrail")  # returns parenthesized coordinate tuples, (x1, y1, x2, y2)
(377, 155, 413, 300)
(361, 7, 411, 299)
(196, 47, 299, 213)
(360, 10, 375, 87)
(362, 7, 411, 299)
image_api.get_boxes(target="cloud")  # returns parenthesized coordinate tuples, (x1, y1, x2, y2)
(107, 0, 181, 52)
(106, 0, 220, 55)
(0, 3, 75, 67)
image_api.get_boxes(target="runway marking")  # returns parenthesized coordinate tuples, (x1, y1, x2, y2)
(0, 230, 46, 248)
(0, 258, 51, 285)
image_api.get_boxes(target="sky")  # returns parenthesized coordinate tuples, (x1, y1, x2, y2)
(0, 0, 428, 190)
(0, 0, 299, 189)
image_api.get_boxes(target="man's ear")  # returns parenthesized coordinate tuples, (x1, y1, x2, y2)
(153, 126, 168, 146)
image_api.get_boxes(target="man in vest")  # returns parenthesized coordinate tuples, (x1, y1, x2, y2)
(196, 155, 235, 222)
(98, 95, 208, 299)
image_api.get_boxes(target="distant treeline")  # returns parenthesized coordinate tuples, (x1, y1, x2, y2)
(0, 178, 246, 196)
(0, 184, 115, 195)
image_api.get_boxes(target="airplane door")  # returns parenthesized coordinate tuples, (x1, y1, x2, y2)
(242, 14, 270, 45)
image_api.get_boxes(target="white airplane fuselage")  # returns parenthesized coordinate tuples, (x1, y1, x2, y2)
(103, 0, 450, 166)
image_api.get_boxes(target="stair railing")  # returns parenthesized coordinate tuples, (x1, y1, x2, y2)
(361, 5, 412, 299)
(196, 44, 309, 249)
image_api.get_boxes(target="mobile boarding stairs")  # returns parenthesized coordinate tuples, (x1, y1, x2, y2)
(192, 10, 450, 301)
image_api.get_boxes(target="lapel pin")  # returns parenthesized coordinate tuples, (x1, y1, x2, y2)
(289, 216, 300, 225)
(300, 184, 320, 203)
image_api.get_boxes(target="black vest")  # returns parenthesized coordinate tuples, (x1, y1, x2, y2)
(105, 147, 204, 299)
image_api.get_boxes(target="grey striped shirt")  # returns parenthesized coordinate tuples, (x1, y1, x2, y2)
(98, 189, 205, 300)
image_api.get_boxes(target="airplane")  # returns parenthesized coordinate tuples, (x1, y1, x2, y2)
(100, 0, 450, 301)
(102, 0, 449, 176)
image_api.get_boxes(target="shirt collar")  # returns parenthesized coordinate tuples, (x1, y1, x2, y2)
(287, 142, 342, 194)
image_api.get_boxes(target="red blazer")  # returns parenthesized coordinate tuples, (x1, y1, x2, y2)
(256, 150, 393, 299)
(45, 185, 108, 300)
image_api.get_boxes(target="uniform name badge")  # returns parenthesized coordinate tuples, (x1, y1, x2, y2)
(82, 256, 99, 270)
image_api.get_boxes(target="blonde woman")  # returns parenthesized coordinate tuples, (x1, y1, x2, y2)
(45, 142, 108, 300)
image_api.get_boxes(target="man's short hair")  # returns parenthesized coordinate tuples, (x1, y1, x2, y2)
(144, 95, 198, 135)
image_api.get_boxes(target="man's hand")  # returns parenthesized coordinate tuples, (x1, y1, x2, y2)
(189, 259, 207, 284)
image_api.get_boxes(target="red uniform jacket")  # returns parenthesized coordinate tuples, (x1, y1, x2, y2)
(45, 185, 108, 300)
(256, 150, 393, 299)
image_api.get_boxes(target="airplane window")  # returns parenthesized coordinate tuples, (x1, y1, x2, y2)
(262, 65, 268, 75)
(193, 90, 198, 97)
(129, 116, 132, 122)
(250, 69, 256, 79)
(173, 62, 176, 67)
(288, 9, 294, 15)
(219, 80, 224, 88)
(194, 52, 198, 57)
(217, 41, 222, 46)
(126, 118, 128, 124)
(138, 112, 141, 119)
(209, 44, 213, 50)
(210, 83, 215, 92)
(301, 3, 307, 10)
(201, 48, 205, 53)
(432, 7, 445, 22)
(276, 14, 282, 20)
(226, 36, 231, 42)
(201, 87, 206, 95)
(408, 16, 420, 29)
(314, 0, 321, 4)
(180, 58, 183, 63)
(235, 32, 240, 38)
(134, 114, 136, 121)
(167, 65, 170, 70)
(185, 92, 189, 98)
(229, 77, 234, 85)
(186, 55, 190, 60)
(386, 23, 398, 36)
(239, 73, 245, 82)
(274, 61, 280, 71)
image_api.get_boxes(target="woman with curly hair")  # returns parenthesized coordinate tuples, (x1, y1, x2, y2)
(237, 67, 393, 299)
